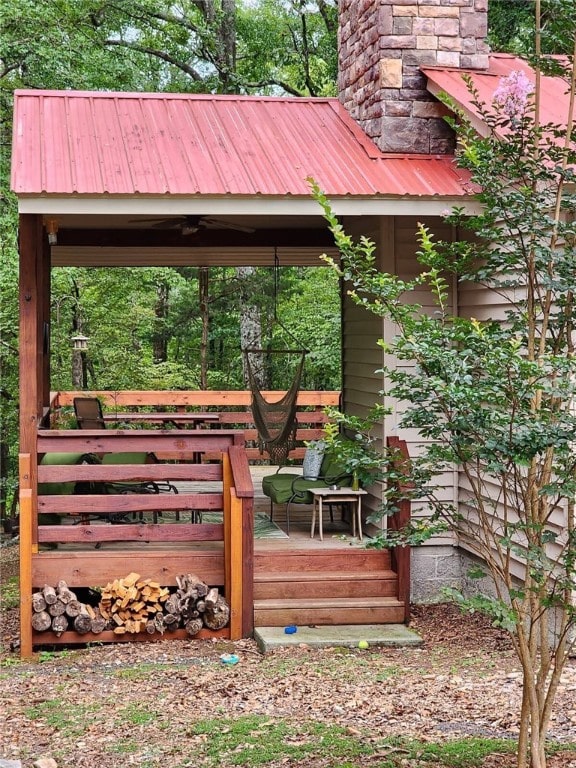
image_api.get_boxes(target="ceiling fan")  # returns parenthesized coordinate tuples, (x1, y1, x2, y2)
(131, 214, 255, 235)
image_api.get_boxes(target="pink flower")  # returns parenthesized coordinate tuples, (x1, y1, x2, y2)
(493, 70, 534, 118)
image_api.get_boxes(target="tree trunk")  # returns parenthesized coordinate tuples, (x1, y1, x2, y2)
(153, 280, 169, 364)
(237, 266, 267, 388)
(219, 0, 236, 92)
(199, 267, 209, 389)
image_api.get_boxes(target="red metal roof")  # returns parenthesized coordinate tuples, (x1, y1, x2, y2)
(423, 54, 574, 132)
(11, 90, 470, 199)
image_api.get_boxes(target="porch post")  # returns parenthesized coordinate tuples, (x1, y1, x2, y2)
(19, 213, 42, 657)
(40, 234, 51, 417)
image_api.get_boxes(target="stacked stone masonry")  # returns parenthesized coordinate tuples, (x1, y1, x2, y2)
(338, 0, 489, 154)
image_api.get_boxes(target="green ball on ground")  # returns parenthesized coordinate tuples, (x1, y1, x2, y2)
(358, 640, 369, 650)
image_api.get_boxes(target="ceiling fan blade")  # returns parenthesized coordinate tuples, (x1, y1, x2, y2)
(130, 216, 174, 224)
(203, 217, 255, 233)
(151, 219, 185, 229)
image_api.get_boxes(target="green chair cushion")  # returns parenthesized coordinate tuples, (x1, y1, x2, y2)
(262, 456, 353, 506)
(262, 472, 301, 504)
(102, 453, 149, 465)
(39, 452, 86, 496)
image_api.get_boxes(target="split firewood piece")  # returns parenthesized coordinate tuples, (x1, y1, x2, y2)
(51, 615, 69, 636)
(32, 592, 47, 613)
(184, 617, 203, 636)
(32, 611, 52, 632)
(73, 606, 93, 634)
(56, 580, 77, 604)
(90, 611, 107, 634)
(164, 612, 179, 630)
(153, 613, 165, 634)
(48, 600, 67, 617)
(42, 584, 57, 605)
(64, 599, 83, 618)
(164, 594, 180, 616)
(203, 589, 230, 631)
(123, 572, 141, 587)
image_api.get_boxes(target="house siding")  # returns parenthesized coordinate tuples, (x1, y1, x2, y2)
(341, 215, 458, 563)
(457, 272, 569, 581)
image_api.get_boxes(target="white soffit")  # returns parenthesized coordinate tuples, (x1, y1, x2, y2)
(18, 196, 482, 217)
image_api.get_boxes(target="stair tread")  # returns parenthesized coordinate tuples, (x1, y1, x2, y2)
(254, 596, 403, 608)
(255, 570, 395, 583)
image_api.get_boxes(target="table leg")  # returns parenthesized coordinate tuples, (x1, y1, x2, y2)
(357, 497, 363, 541)
(318, 497, 323, 541)
(310, 497, 317, 539)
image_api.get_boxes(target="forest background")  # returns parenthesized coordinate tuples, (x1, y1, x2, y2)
(0, 0, 538, 520)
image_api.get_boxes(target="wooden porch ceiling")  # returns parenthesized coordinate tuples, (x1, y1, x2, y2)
(51, 220, 340, 267)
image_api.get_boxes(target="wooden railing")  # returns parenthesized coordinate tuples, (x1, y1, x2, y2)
(19, 429, 254, 656)
(51, 390, 341, 462)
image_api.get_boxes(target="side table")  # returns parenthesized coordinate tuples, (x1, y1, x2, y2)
(308, 487, 367, 542)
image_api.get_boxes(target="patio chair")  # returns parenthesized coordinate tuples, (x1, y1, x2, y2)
(73, 396, 178, 522)
(262, 448, 352, 535)
(73, 396, 106, 429)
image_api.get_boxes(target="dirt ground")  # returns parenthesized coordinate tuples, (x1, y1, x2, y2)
(1, 540, 576, 768)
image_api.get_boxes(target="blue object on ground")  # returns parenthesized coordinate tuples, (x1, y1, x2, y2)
(284, 625, 298, 634)
(220, 653, 239, 665)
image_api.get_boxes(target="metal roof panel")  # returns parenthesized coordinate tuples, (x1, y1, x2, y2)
(424, 54, 574, 135)
(11, 90, 472, 199)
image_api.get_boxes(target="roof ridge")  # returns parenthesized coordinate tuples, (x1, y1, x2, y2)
(13, 88, 339, 104)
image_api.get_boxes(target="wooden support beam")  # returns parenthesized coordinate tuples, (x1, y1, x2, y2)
(40, 234, 51, 412)
(19, 214, 42, 449)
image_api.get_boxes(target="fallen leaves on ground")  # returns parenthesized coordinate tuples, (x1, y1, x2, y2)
(1, 559, 576, 767)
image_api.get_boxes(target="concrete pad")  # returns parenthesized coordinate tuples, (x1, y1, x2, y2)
(0, 760, 22, 768)
(254, 624, 422, 653)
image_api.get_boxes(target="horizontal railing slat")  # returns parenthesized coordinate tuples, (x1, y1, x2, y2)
(38, 429, 243, 454)
(39, 492, 223, 514)
(55, 390, 340, 408)
(38, 523, 224, 543)
(38, 463, 223, 484)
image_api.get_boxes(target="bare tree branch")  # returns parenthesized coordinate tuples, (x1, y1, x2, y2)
(103, 39, 204, 81)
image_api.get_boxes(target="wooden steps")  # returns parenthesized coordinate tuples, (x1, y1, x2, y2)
(253, 547, 403, 627)
(254, 570, 398, 600)
(254, 597, 405, 626)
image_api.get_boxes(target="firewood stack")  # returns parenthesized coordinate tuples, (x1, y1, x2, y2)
(99, 572, 170, 635)
(31, 572, 231, 638)
(31, 580, 107, 636)
(166, 573, 231, 635)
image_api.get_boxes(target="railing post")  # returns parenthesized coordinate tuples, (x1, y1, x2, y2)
(386, 436, 412, 624)
(222, 452, 232, 617)
(229, 490, 244, 639)
(19, 453, 35, 658)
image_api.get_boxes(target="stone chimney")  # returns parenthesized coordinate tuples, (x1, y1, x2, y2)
(338, 0, 489, 155)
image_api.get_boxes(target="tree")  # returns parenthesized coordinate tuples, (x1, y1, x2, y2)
(312, 12, 576, 767)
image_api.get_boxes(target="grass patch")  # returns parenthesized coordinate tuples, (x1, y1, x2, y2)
(24, 699, 101, 737)
(188, 715, 371, 766)
(380, 736, 517, 766)
(184, 717, 576, 768)
(0, 575, 19, 611)
(118, 703, 158, 726)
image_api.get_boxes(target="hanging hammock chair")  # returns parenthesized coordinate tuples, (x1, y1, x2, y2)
(242, 250, 308, 465)
(245, 349, 306, 465)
